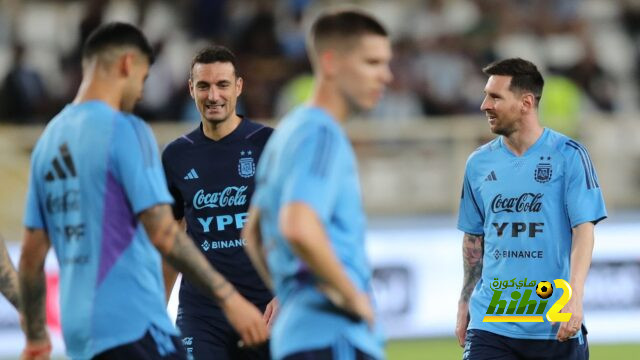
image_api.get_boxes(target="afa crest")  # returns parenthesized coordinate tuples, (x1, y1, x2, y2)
(534, 156, 552, 183)
(238, 150, 256, 178)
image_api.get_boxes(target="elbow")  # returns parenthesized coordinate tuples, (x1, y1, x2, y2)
(279, 204, 314, 248)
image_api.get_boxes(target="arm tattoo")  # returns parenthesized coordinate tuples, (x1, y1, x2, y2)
(460, 233, 484, 303)
(20, 262, 48, 341)
(0, 237, 19, 309)
(164, 231, 235, 303)
(142, 205, 234, 303)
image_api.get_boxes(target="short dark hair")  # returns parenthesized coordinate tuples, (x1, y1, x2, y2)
(190, 45, 239, 80)
(309, 8, 387, 55)
(83, 22, 154, 63)
(483, 58, 544, 104)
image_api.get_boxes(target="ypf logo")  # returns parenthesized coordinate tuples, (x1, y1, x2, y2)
(483, 278, 572, 323)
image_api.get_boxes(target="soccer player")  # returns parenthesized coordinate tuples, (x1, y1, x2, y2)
(0, 233, 18, 309)
(243, 8, 392, 360)
(455, 58, 607, 360)
(19, 23, 267, 360)
(161, 45, 275, 359)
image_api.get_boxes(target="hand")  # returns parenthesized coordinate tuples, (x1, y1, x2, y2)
(263, 297, 279, 329)
(455, 301, 470, 347)
(318, 283, 374, 327)
(220, 291, 269, 347)
(554, 294, 583, 342)
(21, 338, 52, 360)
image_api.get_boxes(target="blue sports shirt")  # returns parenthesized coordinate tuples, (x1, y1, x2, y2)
(162, 119, 273, 316)
(24, 101, 177, 359)
(458, 128, 607, 340)
(252, 106, 384, 359)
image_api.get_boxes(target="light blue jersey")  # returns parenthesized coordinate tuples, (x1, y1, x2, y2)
(24, 101, 177, 359)
(252, 106, 383, 359)
(458, 128, 607, 340)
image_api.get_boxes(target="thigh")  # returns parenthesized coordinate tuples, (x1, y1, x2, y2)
(234, 340, 271, 360)
(516, 326, 589, 360)
(281, 342, 377, 360)
(93, 327, 185, 360)
(282, 347, 333, 360)
(177, 313, 235, 360)
(463, 330, 519, 360)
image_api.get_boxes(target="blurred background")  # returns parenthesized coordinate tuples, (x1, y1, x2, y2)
(0, 0, 639, 358)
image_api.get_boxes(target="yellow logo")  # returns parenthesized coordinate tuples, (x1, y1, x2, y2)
(483, 279, 572, 323)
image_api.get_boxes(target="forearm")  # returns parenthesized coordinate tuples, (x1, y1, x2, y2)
(243, 208, 273, 290)
(459, 233, 484, 303)
(569, 222, 595, 298)
(19, 258, 48, 341)
(0, 236, 19, 308)
(291, 236, 358, 300)
(141, 205, 235, 303)
(162, 260, 178, 304)
(163, 227, 235, 302)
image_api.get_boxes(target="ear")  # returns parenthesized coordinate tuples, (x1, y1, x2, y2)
(188, 78, 195, 99)
(319, 50, 338, 78)
(236, 77, 243, 97)
(118, 52, 135, 77)
(521, 93, 535, 113)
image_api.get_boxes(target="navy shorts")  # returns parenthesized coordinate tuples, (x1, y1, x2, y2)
(280, 338, 377, 360)
(177, 311, 269, 360)
(92, 326, 185, 360)
(463, 325, 589, 360)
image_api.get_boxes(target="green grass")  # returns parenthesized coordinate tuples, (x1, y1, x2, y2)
(387, 337, 640, 360)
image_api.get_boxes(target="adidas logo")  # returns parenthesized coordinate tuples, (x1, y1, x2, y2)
(484, 170, 497, 182)
(45, 143, 76, 182)
(184, 168, 199, 180)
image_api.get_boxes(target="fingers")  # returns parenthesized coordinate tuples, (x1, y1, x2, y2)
(239, 319, 269, 347)
(263, 302, 273, 323)
(556, 321, 580, 342)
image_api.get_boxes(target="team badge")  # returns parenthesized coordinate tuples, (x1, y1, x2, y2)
(238, 150, 256, 178)
(534, 156, 552, 183)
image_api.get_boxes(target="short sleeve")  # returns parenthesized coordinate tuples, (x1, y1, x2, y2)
(457, 167, 485, 235)
(161, 146, 184, 220)
(111, 116, 173, 214)
(24, 148, 46, 229)
(563, 141, 607, 227)
(280, 125, 342, 219)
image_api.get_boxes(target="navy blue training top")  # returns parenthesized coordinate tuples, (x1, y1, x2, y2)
(162, 118, 273, 316)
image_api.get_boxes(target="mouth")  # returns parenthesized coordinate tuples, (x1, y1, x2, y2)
(205, 103, 224, 111)
(486, 114, 497, 123)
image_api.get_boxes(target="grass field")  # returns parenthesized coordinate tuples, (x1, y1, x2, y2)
(387, 338, 640, 359)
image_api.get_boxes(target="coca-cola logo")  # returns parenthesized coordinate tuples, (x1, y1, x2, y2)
(193, 186, 248, 210)
(491, 193, 543, 213)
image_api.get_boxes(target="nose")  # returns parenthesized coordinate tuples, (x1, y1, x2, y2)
(382, 65, 393, 85)
(480, 95, 492, 112)
(208, 87, 220, 101)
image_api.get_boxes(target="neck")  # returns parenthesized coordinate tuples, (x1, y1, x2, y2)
(202, 113, 242, 141)
(73, 62, 122, 111)
(503, 115, 544, 156)
(309, 79, 349, 123)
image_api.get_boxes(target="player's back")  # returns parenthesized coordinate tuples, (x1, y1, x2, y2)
(26, 100, 176, 359)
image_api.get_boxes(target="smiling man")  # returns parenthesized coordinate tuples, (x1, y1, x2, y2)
(455, 58, 607, 360)
(161, 45, 275, 360)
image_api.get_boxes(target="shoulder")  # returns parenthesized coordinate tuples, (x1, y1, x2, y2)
(466, 137, 500, 167)
(112, 113, 153, 139)
(162, 127, 200, 159)
(547, 129, 591, 162)
(243, 119, 274, 148)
